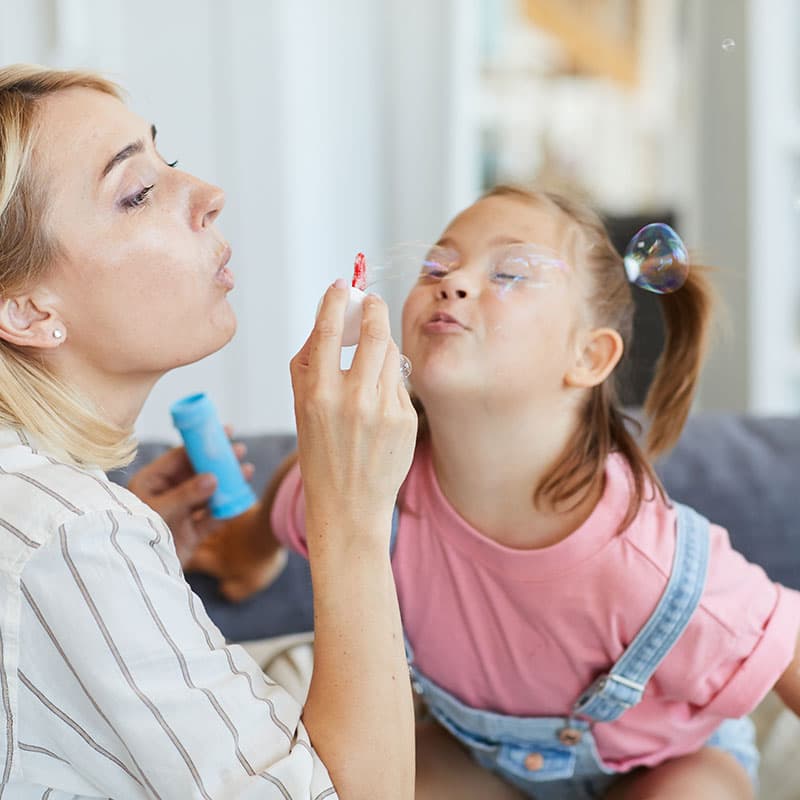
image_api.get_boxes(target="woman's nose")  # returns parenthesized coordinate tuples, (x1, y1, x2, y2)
(191, 180, 226, 230)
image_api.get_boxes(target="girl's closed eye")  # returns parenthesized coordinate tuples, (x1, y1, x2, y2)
(490, 255, 530, 286)
(490, 246, 566, 290)
(420, 246, 460, 280)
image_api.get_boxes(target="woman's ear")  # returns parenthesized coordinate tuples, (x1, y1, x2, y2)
(565, 327, 623, 388)
(0, 293, 66, 349)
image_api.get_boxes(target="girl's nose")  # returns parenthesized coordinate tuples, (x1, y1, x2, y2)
(435, 267, 481, 300)
(436, 284, 467, 300)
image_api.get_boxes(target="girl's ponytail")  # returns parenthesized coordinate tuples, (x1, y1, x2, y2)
(643, 267, 715, 458)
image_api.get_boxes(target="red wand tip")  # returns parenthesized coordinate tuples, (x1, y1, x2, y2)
(352, 252, 367, 291)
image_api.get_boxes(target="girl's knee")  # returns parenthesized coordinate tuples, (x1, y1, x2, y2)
(605, 747, 754, 800)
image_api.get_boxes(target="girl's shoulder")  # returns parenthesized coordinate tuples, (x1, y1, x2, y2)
(614, 454, 791, 641)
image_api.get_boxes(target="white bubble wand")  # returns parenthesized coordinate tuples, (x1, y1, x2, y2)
(320, 252, 412, 378)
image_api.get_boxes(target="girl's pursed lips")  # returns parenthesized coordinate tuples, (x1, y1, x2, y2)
(423, 310, 469, 332)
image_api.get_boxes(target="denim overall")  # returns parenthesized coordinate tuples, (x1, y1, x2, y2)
(391, 502, 759, 799)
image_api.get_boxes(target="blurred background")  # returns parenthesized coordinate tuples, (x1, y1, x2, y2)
(0, 0, 797, 441)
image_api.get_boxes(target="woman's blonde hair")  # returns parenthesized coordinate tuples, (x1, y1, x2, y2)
(0, 64, 137, 469)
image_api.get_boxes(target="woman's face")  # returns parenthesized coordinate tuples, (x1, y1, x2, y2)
(35, 87, 236, 382)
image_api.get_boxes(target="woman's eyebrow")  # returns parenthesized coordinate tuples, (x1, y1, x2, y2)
(100, 124, 157, 180)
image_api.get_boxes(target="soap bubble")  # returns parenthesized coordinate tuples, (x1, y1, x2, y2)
(721, 38, 736, 52)
(400, 354, 412, 379)
(623, 223, 689, 294)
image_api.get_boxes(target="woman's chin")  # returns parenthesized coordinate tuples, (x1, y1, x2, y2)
(173, 317, 237, 369)
(210, 317, 238, 355)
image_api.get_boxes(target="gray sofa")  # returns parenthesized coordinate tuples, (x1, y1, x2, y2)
(109, 412, 800, 643)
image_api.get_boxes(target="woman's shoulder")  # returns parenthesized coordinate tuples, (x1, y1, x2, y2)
(0, 428, 163, 552)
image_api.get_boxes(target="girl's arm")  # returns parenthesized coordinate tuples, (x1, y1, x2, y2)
(775, 634, 800, 714)
(184, 450, 298, 601)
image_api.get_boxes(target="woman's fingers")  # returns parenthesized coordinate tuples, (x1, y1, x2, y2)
(377, 337, 402, 399)
(349, 294, 392, 388)
(292, 279, 349, 382)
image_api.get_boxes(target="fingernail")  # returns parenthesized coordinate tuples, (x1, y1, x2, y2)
(332, 277, 347, 289)
(199, 474, 217, 490)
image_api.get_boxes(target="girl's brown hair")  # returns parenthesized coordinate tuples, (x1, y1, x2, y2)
(421, 185, 714, 529)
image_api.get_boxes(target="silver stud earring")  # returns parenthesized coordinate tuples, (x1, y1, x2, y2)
(52, 329, 63, 340)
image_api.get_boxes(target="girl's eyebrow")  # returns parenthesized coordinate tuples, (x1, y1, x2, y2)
(488, 236, 525, 246)
(100, 123, 157, 181)
(436, 235, 526, 249)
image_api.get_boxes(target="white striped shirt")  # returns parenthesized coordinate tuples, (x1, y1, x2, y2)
(0, 428, 336, 799)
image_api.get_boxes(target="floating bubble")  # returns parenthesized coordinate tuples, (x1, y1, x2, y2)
(623, 223, 689, 294)
(721, 38, 736, 52)
(400, 354, 412, 379)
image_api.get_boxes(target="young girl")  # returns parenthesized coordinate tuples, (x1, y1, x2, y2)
(188, 186, 800, 799)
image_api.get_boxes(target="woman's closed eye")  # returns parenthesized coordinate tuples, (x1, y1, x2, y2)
(119, 159, 177, 211)
(121, 184, 154, 211)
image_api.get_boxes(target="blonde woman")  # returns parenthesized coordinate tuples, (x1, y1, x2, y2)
(0, 64, 416, 799)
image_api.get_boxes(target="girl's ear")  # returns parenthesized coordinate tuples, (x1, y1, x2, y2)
(0, 293, 65, 349)
(565, 327, 623, 388)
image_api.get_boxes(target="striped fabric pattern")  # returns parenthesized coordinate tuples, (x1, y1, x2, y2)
(0, 428, 336, 799)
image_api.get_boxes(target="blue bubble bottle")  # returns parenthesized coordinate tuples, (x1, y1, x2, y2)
(170, 392, 257, 519)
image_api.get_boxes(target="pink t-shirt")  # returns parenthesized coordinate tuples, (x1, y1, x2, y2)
(271, 441, 800, 772)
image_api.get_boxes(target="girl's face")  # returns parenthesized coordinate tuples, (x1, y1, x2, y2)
(34, 87, 236, 381)
(401, 194, 590, 411)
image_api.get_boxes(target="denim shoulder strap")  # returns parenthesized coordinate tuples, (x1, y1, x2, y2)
(572, 502, 710, 723)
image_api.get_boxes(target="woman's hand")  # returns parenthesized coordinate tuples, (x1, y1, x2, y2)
(295, 278, 417, 799)
(127, 440, 254, 568)
(290, 278, 417, 546)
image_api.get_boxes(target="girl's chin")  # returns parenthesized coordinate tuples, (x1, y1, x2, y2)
(408, 371, 477, 402)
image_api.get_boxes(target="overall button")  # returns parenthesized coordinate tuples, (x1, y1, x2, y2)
(558, 727, 583, 746)
(524, 752, 544, 771)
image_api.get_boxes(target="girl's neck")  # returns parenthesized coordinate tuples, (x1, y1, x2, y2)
(423, 399, 603, 549)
